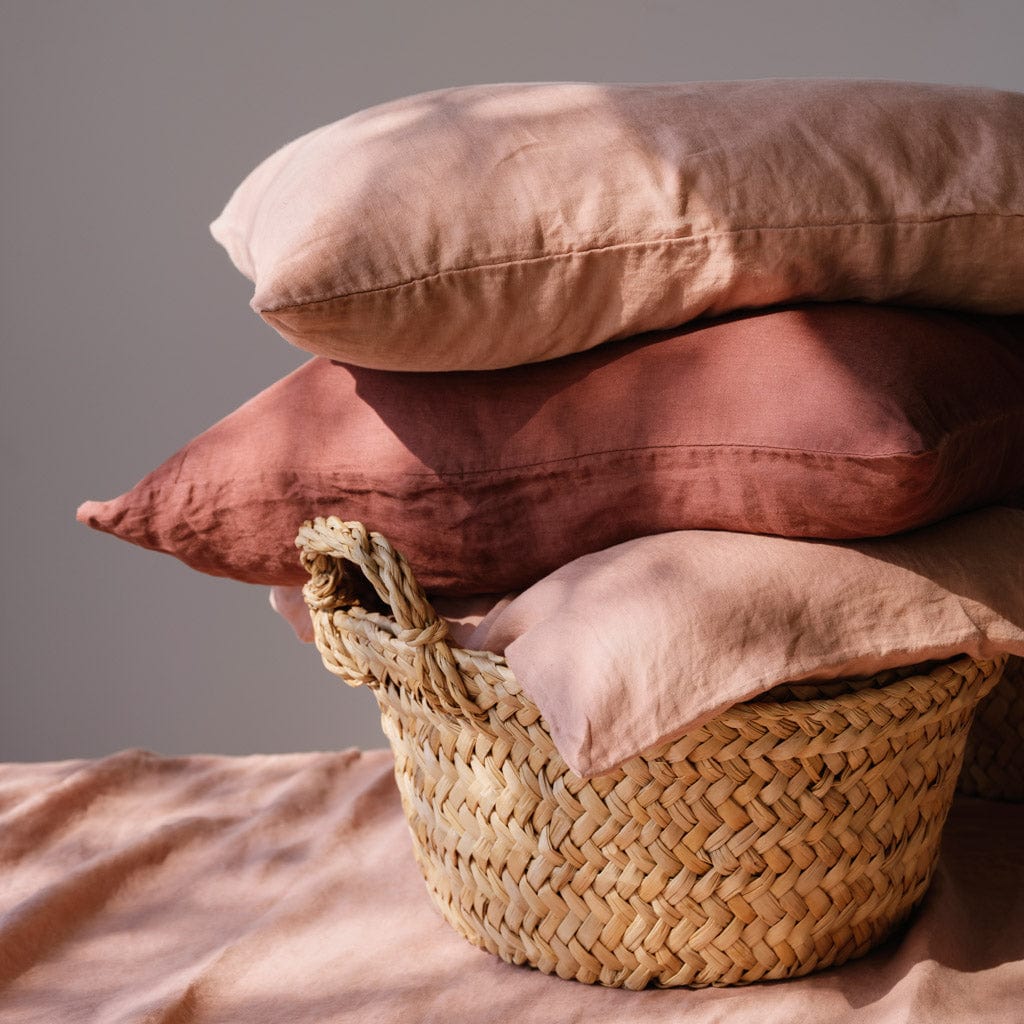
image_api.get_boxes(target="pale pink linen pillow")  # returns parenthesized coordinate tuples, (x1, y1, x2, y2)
(465, 507, 1024, 778)
(75, 306, 1024, 595)
(212, 80, 1024, 370)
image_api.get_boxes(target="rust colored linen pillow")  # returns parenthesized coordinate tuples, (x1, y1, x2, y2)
(211, 80, 1024, 371)
(464, 508, 1024, 778)
(77, 305, 1024, 594)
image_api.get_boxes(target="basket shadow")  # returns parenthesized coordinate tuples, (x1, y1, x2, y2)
(784, 795, 1024, 1011)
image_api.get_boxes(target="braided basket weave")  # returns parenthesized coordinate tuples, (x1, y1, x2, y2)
(957, 655, 1024, 801)
(297, 518, 1005, 988)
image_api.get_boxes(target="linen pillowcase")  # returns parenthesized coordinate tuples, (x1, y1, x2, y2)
(77, 305, 1024, 594)
(211, 80, 1024, 371)
(463, 507, 1024, 779)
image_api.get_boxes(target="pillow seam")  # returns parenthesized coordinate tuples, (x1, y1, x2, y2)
(258, 211, 1024, 312)
(152, 412, 1023, 484)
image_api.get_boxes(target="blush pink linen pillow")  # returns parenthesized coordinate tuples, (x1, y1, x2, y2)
(464, 507, 1024, 779)
(211, 80, 1024, 370)
(76, 305, 1024, 594)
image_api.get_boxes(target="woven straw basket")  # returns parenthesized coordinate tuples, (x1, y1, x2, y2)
(957, 655, 1024, 801)
(297, 518, 1005, 989)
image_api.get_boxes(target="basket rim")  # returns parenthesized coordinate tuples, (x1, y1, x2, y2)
(319, 604, 1005, 768)
(345, 602, 992, 713)
(297, 517, 1004, 773)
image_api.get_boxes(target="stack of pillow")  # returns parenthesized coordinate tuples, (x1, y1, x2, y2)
(78, 79, 1024, 779)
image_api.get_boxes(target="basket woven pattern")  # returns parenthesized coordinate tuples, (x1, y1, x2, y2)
(298, 518, 1004, 988)
(957, 655, 1024, 801)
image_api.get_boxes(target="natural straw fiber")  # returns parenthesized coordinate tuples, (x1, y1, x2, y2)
(957, 655, 1024, 801)
(297, 517, 1005, 988)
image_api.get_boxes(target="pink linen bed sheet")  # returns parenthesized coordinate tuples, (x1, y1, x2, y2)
(0, 748, 1021, 1023)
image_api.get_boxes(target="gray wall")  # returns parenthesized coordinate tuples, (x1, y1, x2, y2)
(3, 0, 1022, 762)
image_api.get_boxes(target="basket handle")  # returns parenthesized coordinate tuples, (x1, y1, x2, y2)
(295, 517, 485, 720)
